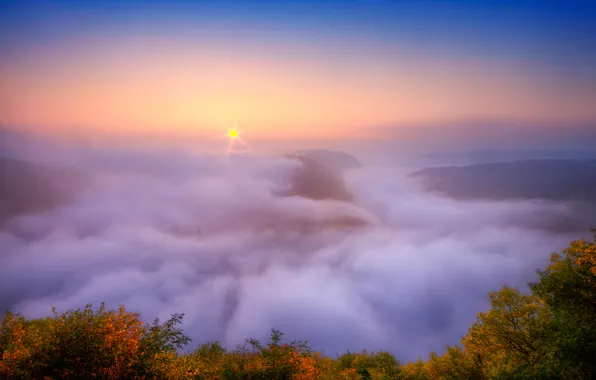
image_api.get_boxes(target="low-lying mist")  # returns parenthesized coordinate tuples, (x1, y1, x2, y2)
(0, 131, 592, 361)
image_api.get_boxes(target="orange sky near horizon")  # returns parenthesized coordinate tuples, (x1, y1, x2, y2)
(2, 30, 596, 141)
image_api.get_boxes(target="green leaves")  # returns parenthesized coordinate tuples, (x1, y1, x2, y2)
(445, 231, 596, 380)
(336, 350, 401, 379)
(528, 235, 596, 379)
(404, 230, 596, 380)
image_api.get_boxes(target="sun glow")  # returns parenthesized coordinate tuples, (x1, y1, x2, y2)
(228, 128, 239, 140)
(224, 125, 249, 154)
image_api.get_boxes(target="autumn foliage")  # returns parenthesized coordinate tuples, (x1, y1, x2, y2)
(1, 231, 595, 379)
(0, 303, 188, 379)
(401, 230, 596, 379)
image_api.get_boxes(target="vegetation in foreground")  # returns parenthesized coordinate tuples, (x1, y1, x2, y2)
(1, 232, 595, 379)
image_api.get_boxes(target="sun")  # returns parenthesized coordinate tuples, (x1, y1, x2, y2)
(228, 128, 239, 140)
(223, 124, 249, 154)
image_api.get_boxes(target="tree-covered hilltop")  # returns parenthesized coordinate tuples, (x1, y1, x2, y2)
(1, 232, 595, 379)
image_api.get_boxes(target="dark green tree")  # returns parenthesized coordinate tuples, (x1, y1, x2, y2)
(529, 231, 596, 379)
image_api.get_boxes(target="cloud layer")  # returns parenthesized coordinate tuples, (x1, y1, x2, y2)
(0, 139, 585, 361)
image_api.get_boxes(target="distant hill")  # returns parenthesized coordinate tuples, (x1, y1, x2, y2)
(420, 149, 596, 161)
(0, 157, 85, 226)
(413, 149, 596, 167)
(296, 149, 361, 173)
(409, 159, 596, 234)
(410, 159, 596, 202)
(281, 153, 353, 202)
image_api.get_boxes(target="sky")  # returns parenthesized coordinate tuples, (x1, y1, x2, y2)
(1, 0, 596, 141)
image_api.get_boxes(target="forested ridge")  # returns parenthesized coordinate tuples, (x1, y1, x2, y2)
(1, 231, 595, 379)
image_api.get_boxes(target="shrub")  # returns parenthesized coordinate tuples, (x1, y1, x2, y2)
(0, 303, 190, 379)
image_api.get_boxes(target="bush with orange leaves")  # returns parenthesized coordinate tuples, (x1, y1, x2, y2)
(0, 303, 190, 379)
(170, 329, 368, 380)
(219, 329, 315, 379)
